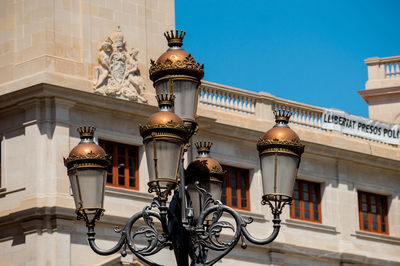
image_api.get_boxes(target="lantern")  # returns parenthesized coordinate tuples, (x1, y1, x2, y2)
(149, 30, 204, 124)
(140, 94, 187, 200)
(257, 110, 304, 207)
(64, 126, 110, 224)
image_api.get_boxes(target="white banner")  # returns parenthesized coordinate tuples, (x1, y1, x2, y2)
(322, 109, 400, 145)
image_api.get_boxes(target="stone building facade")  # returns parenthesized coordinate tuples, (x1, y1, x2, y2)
(0, 1, 399, 265)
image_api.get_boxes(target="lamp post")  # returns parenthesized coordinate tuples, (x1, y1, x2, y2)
(64, 30, 304, 266)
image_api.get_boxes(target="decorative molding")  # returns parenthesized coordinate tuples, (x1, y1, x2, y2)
(93, 26, 147, 103)
(232, 209, 267, 223)
(268, 242, 400, 266)
(149, 54, 204, 81)
(63, 151, 111, 167)
(283, 218, 339, 234)
(352, 230, 400, 245)
(105, 186, 153, 201)
(257, 138, 305, 156)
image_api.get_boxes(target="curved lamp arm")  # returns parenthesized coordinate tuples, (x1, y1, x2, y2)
(240, 213, 281, 245)
(85, 201, 170, 266)
(87, 226, 126, 256)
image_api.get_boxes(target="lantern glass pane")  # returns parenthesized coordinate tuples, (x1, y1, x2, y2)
(156, 139, 182, 180)
(172, 80, 198, 121)
(187, 184, 201, 221)
(208, 181, 223, 202)
(145, 139, 182, 182)
(72, 168, 106, 210)
(144, 141, 156, 182)
(260, 153, 299, 197)
(187, 180, 222, 221)
(154, 79, 170, 96)
(186, 180, 222, 220)
(69, 172, 81, 210)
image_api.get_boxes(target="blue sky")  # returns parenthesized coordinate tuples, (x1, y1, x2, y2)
(176, 0, 400, 117)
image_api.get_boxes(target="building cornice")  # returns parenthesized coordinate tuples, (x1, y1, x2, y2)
(358, 87, 400, 105)
(0, 83, 157, 119)
(0, 83, 398, 171)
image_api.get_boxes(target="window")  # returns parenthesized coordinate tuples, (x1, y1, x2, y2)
(221, 165, 250, 211)
(358, 191, 388, 234)
(290, 180, 321, 223)
(99, 140, 139, 190)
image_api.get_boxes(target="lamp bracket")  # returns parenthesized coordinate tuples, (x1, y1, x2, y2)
(84, 181, 282, 266)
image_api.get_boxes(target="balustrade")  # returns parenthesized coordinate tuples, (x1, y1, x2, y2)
(384, 60, 400, 78)
(198, 82, 324, 130)
(365, 56, 400, 85)
(199, 84, 256, 115)
(272, 102, 323, 128)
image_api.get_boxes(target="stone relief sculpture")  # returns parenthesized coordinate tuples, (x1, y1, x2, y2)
(93, 27, 147, 103)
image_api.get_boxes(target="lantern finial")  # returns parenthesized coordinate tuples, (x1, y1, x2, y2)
(195, 141, 213, 154)
(164, 29, 185, 47)
(273, 109, 292, 124)
(155, 94, 175, 109)
(77, 126, 95, 139)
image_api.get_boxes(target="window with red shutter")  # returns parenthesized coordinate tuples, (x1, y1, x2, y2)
(358, 191, 388, 234)
(221, 165, 250, 211)
(99, 140, 139, 190)
(290, 180, 321, 223)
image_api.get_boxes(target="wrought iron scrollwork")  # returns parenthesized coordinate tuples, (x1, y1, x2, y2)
(86, 197, 172, 266)
(85, 183, 282, 266)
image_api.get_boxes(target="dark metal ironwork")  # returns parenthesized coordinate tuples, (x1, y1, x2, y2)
(83, 174, 282, 266)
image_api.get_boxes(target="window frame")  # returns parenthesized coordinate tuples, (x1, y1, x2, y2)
(221, 165, 250, 211)
(358, 191, 389, 235)
(99, 139, 139, 191)
(290, 179, 322, 223)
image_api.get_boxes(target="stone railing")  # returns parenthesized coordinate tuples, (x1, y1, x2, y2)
(365, 56, 400, 89)
(199, 82, 257, 115)
(272, 101, 323, 128)
(384, 59, 400, 78)
(199, 81, 324, 129)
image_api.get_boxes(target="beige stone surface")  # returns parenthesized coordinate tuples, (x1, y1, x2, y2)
(0, 0, 175, 102)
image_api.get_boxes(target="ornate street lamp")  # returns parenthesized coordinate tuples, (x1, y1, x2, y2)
(64, 30, 305, 266)
(149, 30, 203, 129)
(257, 109, 305, 215)
(64, 126, 111, 226)
(140, 94, 187, 201)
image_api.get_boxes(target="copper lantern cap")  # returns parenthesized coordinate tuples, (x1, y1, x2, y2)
(64, 126, 110, 172)
(257, 110, 305, 157)
(149, 30, 204, 82)
(185, 142, 225, 184)
(140, 95, 187, 140)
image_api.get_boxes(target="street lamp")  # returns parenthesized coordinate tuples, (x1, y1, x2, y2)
(64, 126, 111, 225)
(64, 30, 304, 266)
(149, 30, 204, 125)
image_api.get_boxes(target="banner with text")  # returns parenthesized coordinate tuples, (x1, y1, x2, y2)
(322, 109, 400, 145)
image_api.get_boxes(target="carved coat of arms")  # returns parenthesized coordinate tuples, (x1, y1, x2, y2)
(93, 27, 147, 103)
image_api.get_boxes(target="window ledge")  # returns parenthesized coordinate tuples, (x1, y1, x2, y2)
(283, 218, 339, 234)
(351, 230, 400, 245)
(105, 186, 154, 201)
